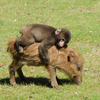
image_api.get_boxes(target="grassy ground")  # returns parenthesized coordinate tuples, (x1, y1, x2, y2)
(0, 0, 100, 100)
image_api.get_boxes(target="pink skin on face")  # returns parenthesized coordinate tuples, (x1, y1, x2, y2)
(58, 40, 65, 47)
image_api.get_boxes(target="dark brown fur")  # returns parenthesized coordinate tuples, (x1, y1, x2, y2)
(16, 24, 71, 66)
(8, 38, 83, 89)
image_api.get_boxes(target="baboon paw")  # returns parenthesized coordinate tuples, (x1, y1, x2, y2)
(18, 46, 24, 53)
(19, 50, 24, 53)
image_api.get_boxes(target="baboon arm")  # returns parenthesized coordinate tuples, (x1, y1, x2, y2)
(39, 39, 54, 66)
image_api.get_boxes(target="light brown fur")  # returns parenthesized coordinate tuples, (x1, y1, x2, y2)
(19, 25, 31, 34)
(7, 38, 84, 89)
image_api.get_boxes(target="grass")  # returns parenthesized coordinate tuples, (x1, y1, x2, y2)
(0, 0, 100, 99)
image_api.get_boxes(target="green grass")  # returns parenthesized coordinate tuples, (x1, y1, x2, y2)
(0, 0, 100, 99)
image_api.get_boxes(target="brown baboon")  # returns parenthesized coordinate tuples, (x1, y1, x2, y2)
(16, 24, 71, 66)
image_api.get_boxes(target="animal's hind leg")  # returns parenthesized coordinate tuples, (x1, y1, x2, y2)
(9, 61, 17, 86)
(16, 67, 26, 82)
(16, 35, 35, 53)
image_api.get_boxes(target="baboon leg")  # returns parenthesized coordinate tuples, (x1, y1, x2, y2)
(47, 65, 60, 89)
(16, 35, 35, 53)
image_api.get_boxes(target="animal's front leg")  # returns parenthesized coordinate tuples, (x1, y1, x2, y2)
(39, 43, 50, 66)
(38, 38, 54, 66)
(47, 65, 60, 89)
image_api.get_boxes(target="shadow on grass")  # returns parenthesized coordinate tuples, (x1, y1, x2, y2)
(0, 77, 72, 88)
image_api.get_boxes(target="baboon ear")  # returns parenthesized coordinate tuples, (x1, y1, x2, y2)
(55, 28, 61, 35)
(68, 51, 75, 62)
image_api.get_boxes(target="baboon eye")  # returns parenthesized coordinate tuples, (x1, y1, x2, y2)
(61, 38, 66, 42)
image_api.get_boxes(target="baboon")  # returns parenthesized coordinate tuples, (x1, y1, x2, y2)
(16, 24, 71, 65)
